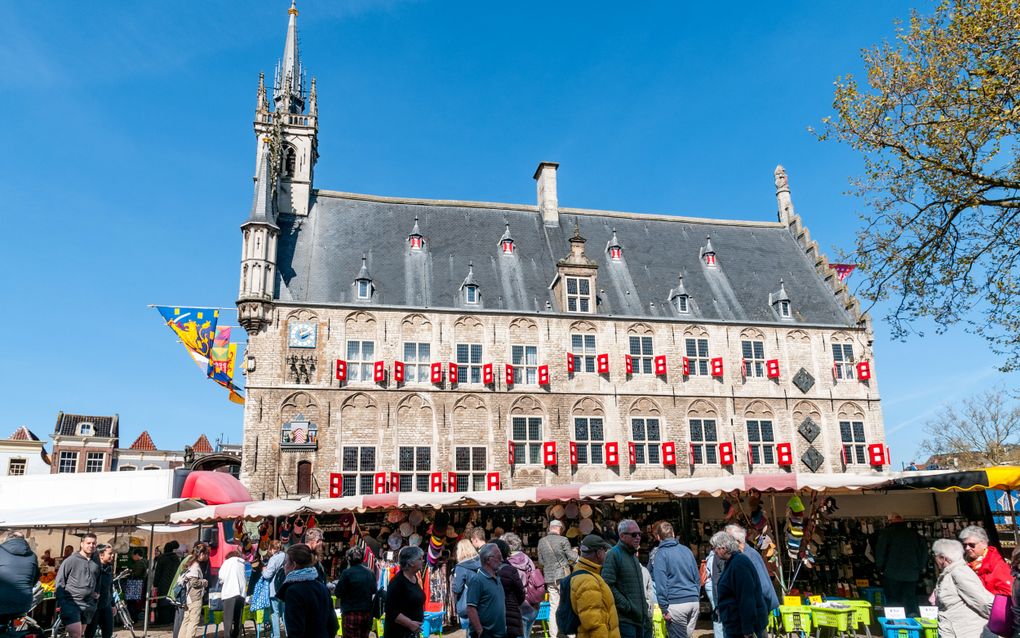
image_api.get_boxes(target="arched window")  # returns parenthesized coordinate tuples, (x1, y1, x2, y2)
(283, 145, 297, 178)
(297, 461, 312, 494)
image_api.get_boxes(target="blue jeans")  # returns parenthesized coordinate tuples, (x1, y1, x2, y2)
(619, 620, 653, 638)
(522, 604, 539, 638)
(269, 598, 285, 638)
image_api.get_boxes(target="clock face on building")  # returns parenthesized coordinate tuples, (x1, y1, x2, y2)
(288, 321, 317, 348)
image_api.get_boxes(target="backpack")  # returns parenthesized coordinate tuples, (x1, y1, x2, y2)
(272, 565, 287, 594)
(171, 577, 188, 608)
(525, 565, 546, 606)
(553, 570, 588, 635)
(989, 594, 1014, 637)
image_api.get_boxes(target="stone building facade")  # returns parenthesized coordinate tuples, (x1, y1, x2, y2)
(236, 4, 886, 500)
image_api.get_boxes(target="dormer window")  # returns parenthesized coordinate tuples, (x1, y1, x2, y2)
(78, 422, 94, 436)
(668, 274, 691, 315)
(769, 279, 792, 320)
(460, 263, 480, 305)
(353, 255, 374, 301)
(408, 216, 424, 250)
(607, 229, 623, 261)
(566, 276, 593, 313)
(701, 236, 717, 267)
(499, 223, 515, 254)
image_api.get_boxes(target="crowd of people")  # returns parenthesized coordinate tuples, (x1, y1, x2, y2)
(3, 513, 1020, 638)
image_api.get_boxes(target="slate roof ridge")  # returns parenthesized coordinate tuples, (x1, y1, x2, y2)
(312, 189, 783, 229)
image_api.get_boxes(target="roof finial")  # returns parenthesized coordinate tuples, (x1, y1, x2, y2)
(288, 0, 299, 16)
(573, 217, 581, 239)
(275, 0, 305, 113)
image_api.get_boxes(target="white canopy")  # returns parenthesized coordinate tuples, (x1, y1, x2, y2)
(0, 498, 205, 529)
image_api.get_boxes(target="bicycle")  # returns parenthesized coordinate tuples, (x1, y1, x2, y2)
(0, 585, 46, 638)
(110, 570, 136, 638)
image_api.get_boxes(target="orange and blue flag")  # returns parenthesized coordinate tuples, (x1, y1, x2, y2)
(156, 306, 219, 357)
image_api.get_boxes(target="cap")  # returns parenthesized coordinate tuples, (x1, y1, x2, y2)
(580, 534, 612, 552)
(549, 519, 565, 530)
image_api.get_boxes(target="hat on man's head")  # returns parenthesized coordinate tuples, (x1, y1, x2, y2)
(580, 534, 612, 552)
(549, 519, 565, 530)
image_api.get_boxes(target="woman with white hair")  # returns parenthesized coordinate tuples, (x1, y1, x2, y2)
(933, 538, 993, 638)
(712, 532, 768, 638)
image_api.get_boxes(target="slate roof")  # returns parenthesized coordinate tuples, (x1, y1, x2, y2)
(54, 413, 118, 438)
(9, 426, 40, 441)
(190, 434, 214, 454)
(129, 431, 158, 451)
(274, 192, 857, 328)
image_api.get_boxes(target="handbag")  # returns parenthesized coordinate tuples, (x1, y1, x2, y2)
(249, 578, 271, 612)
(988, 594, 1014, 637)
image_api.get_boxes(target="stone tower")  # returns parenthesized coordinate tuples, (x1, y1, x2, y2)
(237, 138, 279, 333)
(253, 0, 318, 218)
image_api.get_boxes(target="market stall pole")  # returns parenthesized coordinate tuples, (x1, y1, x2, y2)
(142, 523, 155, 638)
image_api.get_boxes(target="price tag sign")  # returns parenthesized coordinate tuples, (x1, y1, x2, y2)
(855, 579, 870, 587)
(784, 596, 802, 607)
(809, 595, 824, 605)
(885, 607, 906, 620)
(919, 606, 938, 620)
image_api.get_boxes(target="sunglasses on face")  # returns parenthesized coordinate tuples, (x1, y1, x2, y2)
(622, 532, 642, 537)
(963, 542, 980, 548)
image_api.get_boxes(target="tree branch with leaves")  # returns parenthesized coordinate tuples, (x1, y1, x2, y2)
(818, 0, 1020, 369)
(919, 388, 1020, 467)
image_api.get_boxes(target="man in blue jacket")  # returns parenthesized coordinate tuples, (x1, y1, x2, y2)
(724, 525, 779, 612)
(649, 522, 700, 638)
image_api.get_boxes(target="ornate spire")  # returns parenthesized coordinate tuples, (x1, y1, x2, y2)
(309, 77, 317, 116)
(669, 273, 688, 299)
(246, 137, 278, 227)
(461, 262, 478, 288)
(408, 215, 424, 249)
(700, 235, 717, 266)
(606, 228, 622, 260)
(775, 164, 795, 225)
(274, 0, 305, 113)
(256, 72, 269, 112)
(499, 222, 515, 254)
(356, 254, 372, 282)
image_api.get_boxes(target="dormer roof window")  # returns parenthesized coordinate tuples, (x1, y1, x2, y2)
(499, 223, 515, 254)
(607, 228, 623, 261)
(354, 255, 374, 301)
(460, 262, 480, 305)
(78, 422, 94, 436)
(668, 274, 691, 314)
(769, 279, 792, 320)
(408, 216, 424, 250)
(700, 236, 717, 267)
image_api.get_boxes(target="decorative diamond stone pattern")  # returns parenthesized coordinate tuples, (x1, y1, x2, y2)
(792, 368, 815, 394)
(802, 446, 824, 473)
(799, 417, 820, 443)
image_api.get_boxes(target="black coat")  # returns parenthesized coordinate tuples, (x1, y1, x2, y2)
(498, 562, 526, 638)
(0, 537, 39, 617)
(152, 553, 181, 596)
(278, 575, 339, 638)
(335, 564, 377, 614)
(716, 552, 768, 638)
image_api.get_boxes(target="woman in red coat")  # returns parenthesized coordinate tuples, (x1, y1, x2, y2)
(960, 526, 1013, 595)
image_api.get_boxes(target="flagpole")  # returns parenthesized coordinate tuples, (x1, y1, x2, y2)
(147, 305, 240, 312)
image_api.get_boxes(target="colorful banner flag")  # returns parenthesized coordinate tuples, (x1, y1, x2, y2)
(831, 263, 856, 282)
(155, 306, 219, 357)
(207, 327, 235, 382)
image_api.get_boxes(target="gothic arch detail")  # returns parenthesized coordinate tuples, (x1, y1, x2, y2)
(286, 308, 318, 322)
(687, 399, 719, 418)
(683, 325, 708, 338)
(786, 329, 810, 344)
(509, 395, 545, 416)
(626, 322, 653, 336)
(280, 391, 319, 423)
(831, 331, 854, 343)
(568, 320, 597, 333)
(740, 327, 765, 340)
(571, 397, 605, 416)
(401, 313, 433, 331)
(344, 311, 377, 329)
(452, 394, 488, 417)
(509, 317, 538, 340)
(792, 401, 822, 422)
(395, 394, 434, 420)
(742, 401, 774, 419)
(628, 397, 662, 416)
(837, 402, 866, 420)
(339, 392, 377, 413)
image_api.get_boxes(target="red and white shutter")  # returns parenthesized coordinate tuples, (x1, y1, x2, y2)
(857, 361, 872, 381)
(777, 443, 793, 467)
(662, 442, 677, 466)
(538, 364, 550, 386)
(689, 442, 696, 466)
(625, 354, 634, 375)
(429, 472, 444, 493)
(447, 472, 458, 493)
(719, 441, 735, 466)
(486, 472, 500, 491)
(654, 355, 667, 376)
(505, 364, 514, 386)
(543, 441, 557, 466)
(373, 360, 386, 383)
(373, 472, 388, 494)
(329, 472, 343, 498)
(682, 356, 690, 377)
(448, 362, 459, 385)
(483, 363, 494, 385)
(569, 441, 578, 465)
(394, 361, 405, 383)
(597, 353, 610, 374)
(766, 359, 780, 379)
(335, 359, 347, 382)
(389, 472, 400, 493)
(566, 353, 575, 374)
(605, 442, 620, 466)
(710, 357, 724, 378)
(430, 362, 443, 384)
(868, 444, 886, 467)
(508, 440, 515, 466)
(628, 442, 637, 466)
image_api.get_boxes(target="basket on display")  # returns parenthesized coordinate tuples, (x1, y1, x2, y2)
(861, 587, 885, 608)
(913, 617, 937, 638)
(809, 605, 855, 632)
(878, 617, 922, 638)
(779, 605, 813, 634)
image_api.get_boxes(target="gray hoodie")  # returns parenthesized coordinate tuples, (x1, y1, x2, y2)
(55, 552, 99, 611)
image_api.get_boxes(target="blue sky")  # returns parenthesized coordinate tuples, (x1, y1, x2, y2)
(1, 1, 1011, 462)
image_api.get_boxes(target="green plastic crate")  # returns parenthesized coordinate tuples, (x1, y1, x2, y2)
(842, 600, 873, 627)
(780, 605, 814, 633)
(810, 606, 854, 632)
(914, 618, 937, 638)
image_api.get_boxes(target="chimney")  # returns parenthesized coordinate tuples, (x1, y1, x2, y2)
(534, 161, 559, 227)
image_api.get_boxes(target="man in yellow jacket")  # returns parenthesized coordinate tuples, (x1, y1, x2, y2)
(570, 535, 621, 638)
